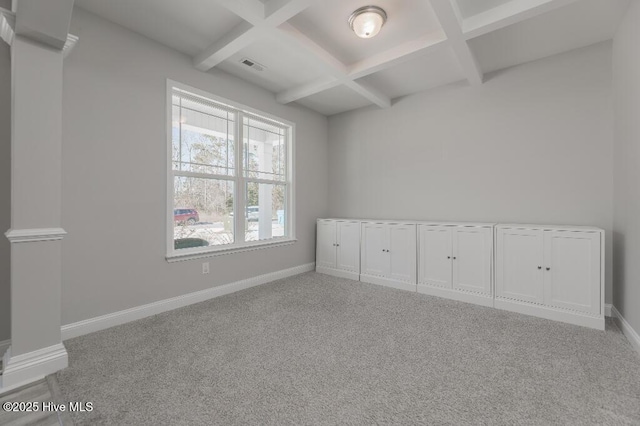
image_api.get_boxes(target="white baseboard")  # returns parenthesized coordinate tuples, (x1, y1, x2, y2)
(315, 266, 359, 281)
(417, 285, 494, 308)
(61, 262, 315, 341)
(494, 298, 605, 330)
(611, 306, 640, 355)
(0, 344, 68, 394)
(360, 274, 417, 293)
(605, 303, 612, 317)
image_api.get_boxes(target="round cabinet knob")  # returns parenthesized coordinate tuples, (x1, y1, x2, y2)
(453, 257, 457, 260)
(447, 256, 451, 259)
(538, 266, 542, 270)
(546, 267, 551, 271)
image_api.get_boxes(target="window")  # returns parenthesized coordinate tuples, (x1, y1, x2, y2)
(167, 81, 294, 260)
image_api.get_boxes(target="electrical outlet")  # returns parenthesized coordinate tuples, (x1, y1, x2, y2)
(202, 262, 210, 275)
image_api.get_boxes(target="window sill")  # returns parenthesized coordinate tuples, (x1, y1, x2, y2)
(166, 238, 297, 263)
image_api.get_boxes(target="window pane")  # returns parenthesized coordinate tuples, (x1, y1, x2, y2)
(174, 176, 234, 248)
(243, 117, 286, 181)
(173, 92, 235, 176)
(245, 182, 286, 242)
(179, 127, 235, 175)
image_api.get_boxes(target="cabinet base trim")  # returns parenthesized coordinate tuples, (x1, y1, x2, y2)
(494, 298, 604, 330)
(360, 275, 417, 292)
(316, 267, 360, 281)
(417, 285, 493, 308)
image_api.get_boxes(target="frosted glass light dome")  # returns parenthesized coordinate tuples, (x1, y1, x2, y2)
(349, 6, 387, 39)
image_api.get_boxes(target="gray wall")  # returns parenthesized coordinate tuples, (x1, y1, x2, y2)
(60, 8, 329, 325)
(613, 2, 640, 332)
(0, 41, 10, 342)
(328, 42, 615, 304)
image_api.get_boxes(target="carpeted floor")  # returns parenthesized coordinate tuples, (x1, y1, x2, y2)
(56, 272, 640, 425)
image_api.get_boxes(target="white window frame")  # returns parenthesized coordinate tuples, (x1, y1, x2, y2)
(166, 80, 296, 262)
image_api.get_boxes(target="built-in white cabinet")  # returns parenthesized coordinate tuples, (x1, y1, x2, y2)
(495, 225, 604, 330)
(495, 228, 544, 304)
(361, 222, 416, 291)
(418, 224, 494, 307)
(315, 219, 361, 280)
(315, 219, 605, 330)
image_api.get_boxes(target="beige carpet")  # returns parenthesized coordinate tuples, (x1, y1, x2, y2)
(55, 272, 640, 425)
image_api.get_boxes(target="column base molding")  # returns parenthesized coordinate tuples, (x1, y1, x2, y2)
(0, 344, 68, 394)
(5, 228, 67, 243)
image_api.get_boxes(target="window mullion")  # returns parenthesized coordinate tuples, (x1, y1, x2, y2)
(174, 170, 237, 181)
(235, 112, 245, 245)
(244, 178, 287, 186)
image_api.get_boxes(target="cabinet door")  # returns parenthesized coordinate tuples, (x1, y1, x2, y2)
(496, 228, 544, 304)
(387, 224, 417, 283)
(452, 227, 492, 295)
(543, 231, 601, 315)
(316, 220, 336, 269)
(418, 225, 452, 288)
(361, 223, 387, 277)
(336, 221, 360, 273)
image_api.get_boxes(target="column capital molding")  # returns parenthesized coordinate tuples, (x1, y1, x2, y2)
(0, 7, 78, 57)
(5, 227, 67, 243)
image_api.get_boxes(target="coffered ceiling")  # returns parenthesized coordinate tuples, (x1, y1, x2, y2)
(75, 0, 630, 116)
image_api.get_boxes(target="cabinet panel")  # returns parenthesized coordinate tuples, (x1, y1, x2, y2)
(496, 229, 543, 304)
(452, 227, 492, 295)
(336, 221, 360, 273)
(388, 224, 417, 283)
(361, 224, 387, 277)
(543, 231, 601, 315)
(418, 226, 452, 288)
(316, 221, 336, 269)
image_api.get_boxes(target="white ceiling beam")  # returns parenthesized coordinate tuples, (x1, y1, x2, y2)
(429, 0, 483, 86)
(348, 32, 448, 80)
(274, 22, 347, 77)
(201, 0, 391, 108)
(462, 0, 581, 40)
(345, 80, 391, 109)
(276, 32, 447, 104)
(194, 21, 260, 71)
(194, 0, 313, 71)
(276, 76, 340, 104)
(212, 0, 265, 25)
(273, 22, 391, 108)
(449, 40, 483, 85)
(279, 0, 576, 101)
(264, 0, 312, 24)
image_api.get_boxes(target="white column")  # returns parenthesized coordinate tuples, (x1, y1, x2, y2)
(1, 34, 68, 391)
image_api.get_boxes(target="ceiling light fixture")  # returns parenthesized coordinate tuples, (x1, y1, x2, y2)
(349, 6, 387, 39)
